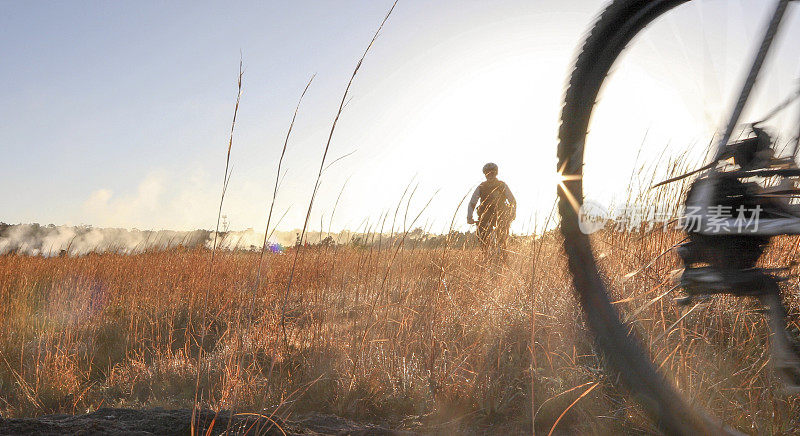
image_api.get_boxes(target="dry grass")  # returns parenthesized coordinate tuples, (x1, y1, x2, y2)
(1, 227, 799, 434)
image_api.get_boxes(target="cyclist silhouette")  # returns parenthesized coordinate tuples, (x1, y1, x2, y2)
(467, 162, 516, 259)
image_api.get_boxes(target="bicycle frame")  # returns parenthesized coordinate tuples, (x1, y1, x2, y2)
(696, 0, 793, 224)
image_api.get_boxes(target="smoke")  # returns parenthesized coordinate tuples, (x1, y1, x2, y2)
(0, 223, 369, 256)
(0, 223, 211, 256)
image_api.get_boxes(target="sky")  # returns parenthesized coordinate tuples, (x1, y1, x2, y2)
(3, 0, 800, 236)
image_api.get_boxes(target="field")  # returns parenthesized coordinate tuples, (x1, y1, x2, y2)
(2, 226, 799, 434)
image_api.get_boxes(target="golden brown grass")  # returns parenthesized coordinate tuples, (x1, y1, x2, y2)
(1, 227, 799, 434)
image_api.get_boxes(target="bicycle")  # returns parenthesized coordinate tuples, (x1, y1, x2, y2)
(472, 210, 514, 265)
(558, 0, 800, 434)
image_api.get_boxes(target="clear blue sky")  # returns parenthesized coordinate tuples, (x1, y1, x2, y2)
(3, 0, 800, 234)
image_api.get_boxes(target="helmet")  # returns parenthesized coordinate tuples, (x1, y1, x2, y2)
(482, 162, 498, 175)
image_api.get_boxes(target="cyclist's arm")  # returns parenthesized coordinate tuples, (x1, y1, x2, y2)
(467, 187, 480, 222)
(504, 183, 517, 208)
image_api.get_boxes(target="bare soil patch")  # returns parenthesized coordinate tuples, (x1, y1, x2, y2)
(0, 408, 412, 435)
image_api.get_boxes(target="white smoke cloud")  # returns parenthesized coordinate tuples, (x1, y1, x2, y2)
(0, 224, 211, 256)
(0, 224, 367, 256)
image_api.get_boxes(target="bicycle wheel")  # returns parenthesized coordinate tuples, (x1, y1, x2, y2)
(556, 0, 775, 434)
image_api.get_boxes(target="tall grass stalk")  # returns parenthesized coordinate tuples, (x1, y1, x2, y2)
(191, 59, 243, 435)
(278, 0, 399, 347)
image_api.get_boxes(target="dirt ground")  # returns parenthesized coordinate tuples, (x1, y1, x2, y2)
(0, 408, 413, 435)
